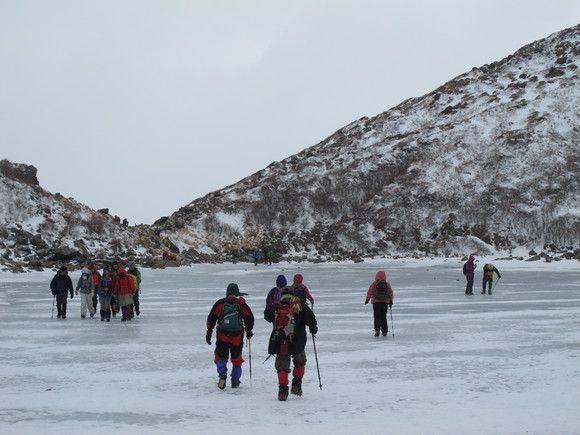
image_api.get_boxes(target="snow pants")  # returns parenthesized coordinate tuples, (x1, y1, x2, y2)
(80, 292, 95, 317)
(372, 303, 389, 333)
(482, 277, 493, 292)
(214, 338, 244, 382)
(275, 351, 307, 386)
(55, 293, 69, 318)
(465, 275, 474, 294)
(99, 296, 111, 320)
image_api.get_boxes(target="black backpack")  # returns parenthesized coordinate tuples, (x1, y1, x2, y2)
(219, 299, 243, 334)
(374, 280, 390, 300)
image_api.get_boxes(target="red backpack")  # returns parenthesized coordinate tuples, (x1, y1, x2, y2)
(274, 298, 300, 340)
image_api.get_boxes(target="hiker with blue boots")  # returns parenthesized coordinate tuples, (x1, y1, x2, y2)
(206, 283, 255, 389)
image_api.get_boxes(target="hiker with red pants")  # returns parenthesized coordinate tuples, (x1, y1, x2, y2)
(206, 283, 254, 389)
(114, 267, 135, 321)
(365, 271, 394, 337)
(265, 286, 317, 401)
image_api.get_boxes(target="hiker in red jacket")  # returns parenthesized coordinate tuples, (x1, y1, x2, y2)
(206, 284, 254, 389)
(365, 271, 394, 337)
(114, 267, 135, 321)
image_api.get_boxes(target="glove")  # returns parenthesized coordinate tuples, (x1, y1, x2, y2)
(75, 290, 79, 296)
(389, 302, 393, 309)
(246, 330, 253, 340)
(51, 291, 56, 296)
(70, 293, 74, 299)
(364, 299, 369, 305)
(310, 326, 318, 336)
(205, 329, 212, 345)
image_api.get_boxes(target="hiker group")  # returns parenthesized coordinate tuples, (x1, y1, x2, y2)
(206, 271, 392, 401)
(50, 260, 142, 321)
(463, 255, 502, 295)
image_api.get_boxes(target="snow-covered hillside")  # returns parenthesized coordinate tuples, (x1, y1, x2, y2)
(156, 24, 579, 261)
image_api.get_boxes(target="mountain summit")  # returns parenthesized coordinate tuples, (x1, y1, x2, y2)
(155, 24, 579, 261)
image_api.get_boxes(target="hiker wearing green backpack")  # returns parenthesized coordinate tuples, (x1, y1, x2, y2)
(206, 283, 255, 389)
(365, 271, 394, 337)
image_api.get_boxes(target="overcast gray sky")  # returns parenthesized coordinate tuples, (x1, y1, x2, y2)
(1, 0, 578, 225)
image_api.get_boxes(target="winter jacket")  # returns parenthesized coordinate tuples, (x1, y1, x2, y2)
(50, 274, 74, 297)
(483, 264, 501, 279)
(91, 270, 101, 287)
(365, 271, 394, 304)
(207, 296, 255, 346)
(265, 275, 287, 310)
(114, 269, 135, 307)
(98, 277, 114, 299)
(291, 274, 314, 305)
(265, 297, 317, 356)
(463, 256, 477, 277)
(128, 268, 142, 291)
(76, 276, 95, 294)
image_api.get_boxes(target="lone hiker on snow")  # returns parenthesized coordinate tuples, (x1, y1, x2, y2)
(482, 263, 501, 294)
(206, 283, 254, 389)
(463, 255, 477, 295)
(365, 271, 394, 337)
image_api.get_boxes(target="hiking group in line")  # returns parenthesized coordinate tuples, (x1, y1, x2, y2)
(50, 260, 142, 321)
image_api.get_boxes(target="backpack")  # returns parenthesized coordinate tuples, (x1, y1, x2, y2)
(374, 280, 390, 301)
(292, 283, 308, 304)
(484, 264, 494, 278)
(463, 263, 467, 275)
(219, 299, 243, 334)
(274, 300, 298, 340)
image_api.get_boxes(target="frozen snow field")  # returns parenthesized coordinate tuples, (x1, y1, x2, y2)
(1, 258, 579, 435)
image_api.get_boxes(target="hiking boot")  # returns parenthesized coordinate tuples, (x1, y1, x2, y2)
(278, 385, 289, 401)
(231, 379, 240, 388)
(374, 329, 380, 337)
(291, 378, 302, 396)
(382, 331, 387, 337)
(218, 374, 227, 390)
(81, 315, 86, 319)
(90, 313, 94, 318)
(481, 290, 485, 294)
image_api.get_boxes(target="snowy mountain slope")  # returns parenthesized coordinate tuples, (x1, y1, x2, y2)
(155, 24, 580, 260)
(0, 160, 148, 271)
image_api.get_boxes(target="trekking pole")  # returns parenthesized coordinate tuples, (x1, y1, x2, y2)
(248, 338, 253, 385)
(491, 277, 501, 295)
(389, 305, 394, 337)
(51, 295, 55, 319)
(311, 333, 322, 390)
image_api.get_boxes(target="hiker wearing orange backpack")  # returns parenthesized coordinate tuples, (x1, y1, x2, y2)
(365, 271, 394, 337)
(264, 286, 317, 401)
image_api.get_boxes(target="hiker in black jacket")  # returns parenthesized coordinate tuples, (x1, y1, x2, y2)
(264, 287, 317, 401)
(50, 266, 74, 319)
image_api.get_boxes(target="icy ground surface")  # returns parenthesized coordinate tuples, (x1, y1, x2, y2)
(1, 258, 579, 434)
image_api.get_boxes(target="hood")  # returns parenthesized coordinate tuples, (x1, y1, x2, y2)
(469, 255, 475, 262)
(276, 275, 287, 287)
(226, 283, 247, 297)
(375, 271, 387, 281)
(293, 274, 303, 284)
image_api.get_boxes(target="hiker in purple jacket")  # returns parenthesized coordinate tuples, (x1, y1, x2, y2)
(463, 255, 477, 295)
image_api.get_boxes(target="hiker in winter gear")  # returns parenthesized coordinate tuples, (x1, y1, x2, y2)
(76, 267, 96, 318)
(252, 250, 260, 266)
(50, 266, 74, 319)
(291, 274, 315, 306)
(266, 249, 274, 265)
(482, 264, 501, 294)
(264, 287, 318, 401)
(114, 267, 136, 321)
(365, 271, 394, 336)
(265, 275, 287, 312)
(109, 261, 121, 316)
(463, 255, 477, 295)
(90, 265, 101, 313)
(206, 283, 255, 389)
(98, 270, 114, 322)
(127, 261, 142, 316)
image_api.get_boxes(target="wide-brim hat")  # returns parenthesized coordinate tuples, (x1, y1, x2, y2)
(226, 283, 247, 297)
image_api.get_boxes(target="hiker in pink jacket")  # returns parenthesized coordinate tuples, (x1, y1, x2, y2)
(365, 271, 394, 337)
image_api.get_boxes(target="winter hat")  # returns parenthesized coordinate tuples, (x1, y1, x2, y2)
(59, 266, 67, 272)
(103, 269, 111, 277)
(118, 268, 126, 275)
(293, 274, 303, 284)
(128, 261, 136, 269)
(276, 274, 287, 288)
(81, 267, 90, 274)
(226, 283, 247, 297)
